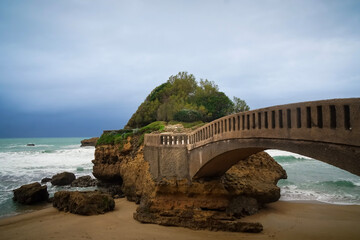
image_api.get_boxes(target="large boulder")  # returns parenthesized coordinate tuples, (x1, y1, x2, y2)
(53, 191, 115, 215)
(71, 175, 97, 187)
(81, 137, 99, 147)
(51, 172, 76, 186)
(13, 182, 49, 204)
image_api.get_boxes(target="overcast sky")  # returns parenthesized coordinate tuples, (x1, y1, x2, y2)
(0, 0, 359, 137)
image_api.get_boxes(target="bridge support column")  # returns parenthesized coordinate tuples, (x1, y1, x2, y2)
(144, 146, 190, 181)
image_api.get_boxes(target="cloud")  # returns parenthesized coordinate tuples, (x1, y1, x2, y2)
(0, 0, 359, 136)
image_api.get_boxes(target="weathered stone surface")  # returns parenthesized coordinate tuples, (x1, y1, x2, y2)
(133, 152, 286, 232)
(71, 175, 97, 187)
(51, 172, 76, 186)
(13, 182, 49, 204)
(134, 209, 263, 233)
(92, 140, 154, 202)
(81, 137, 99, 147)
(53, 191, 115, 215)
(92, 145, 123, 182)
(97, 182, 124, 199)
(41, 177, 52, 183)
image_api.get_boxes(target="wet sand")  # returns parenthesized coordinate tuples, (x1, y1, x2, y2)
(0, 199, 359, 240)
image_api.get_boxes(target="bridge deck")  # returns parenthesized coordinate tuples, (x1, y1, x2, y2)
(144, 98, 360, 179)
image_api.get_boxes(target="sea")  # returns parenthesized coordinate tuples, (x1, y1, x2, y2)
(0, 138, 359, 219)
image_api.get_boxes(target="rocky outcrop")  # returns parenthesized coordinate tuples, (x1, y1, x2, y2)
(92, 135, 287, 232)
(51, 172, 76, 186)
(13, 182, 49, 204)
(133, 152, 286, 232)
(81, 137, 99, 147)
(92, 137, 154, 202)
(53, 191, 115, 215)
(71, 175, 97, 187)
(41, 177, 52, 183)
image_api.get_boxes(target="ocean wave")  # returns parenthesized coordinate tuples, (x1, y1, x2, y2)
(279, 177, 360, 205)
(41, 150, 55, 154)
(27, 144, 54, 147)
(315, 180, 358, 188)
(280, 185, 360, 205)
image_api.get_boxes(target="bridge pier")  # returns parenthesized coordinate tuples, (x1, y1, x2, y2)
(144, 145, 190, 181)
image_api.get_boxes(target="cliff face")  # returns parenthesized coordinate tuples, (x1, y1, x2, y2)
(93, 137, 155, 202)
(92, 136, 287, 232)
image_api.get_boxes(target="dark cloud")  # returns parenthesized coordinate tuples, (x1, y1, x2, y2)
(0, 0, 359, 137)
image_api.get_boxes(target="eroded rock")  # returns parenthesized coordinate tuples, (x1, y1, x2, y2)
(71, 175, 97, 187)
(53, 191, 115, 215)
(51, 172, 76, 186)
(13, 182, 49, 204)
(81, 137, 99, 147)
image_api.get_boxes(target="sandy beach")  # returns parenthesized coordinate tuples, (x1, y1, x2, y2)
(0, 199, 359, 240)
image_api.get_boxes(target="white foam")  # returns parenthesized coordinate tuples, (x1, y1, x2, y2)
(280, 184, 360, 205)
(0, 146, 95, 184)
(266, 149, 312, 159)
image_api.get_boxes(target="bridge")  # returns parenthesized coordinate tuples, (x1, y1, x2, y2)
(144, 98, 360, 181)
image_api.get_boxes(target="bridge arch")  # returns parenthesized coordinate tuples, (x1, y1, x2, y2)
(189, 138, 360, 179)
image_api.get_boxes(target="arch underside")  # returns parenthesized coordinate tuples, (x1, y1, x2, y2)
(190, 138, 360, 179)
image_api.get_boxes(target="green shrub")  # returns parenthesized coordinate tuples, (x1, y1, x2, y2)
(97, 130, 133, 146)
(138, 133, 145, 147)
(174, 109, 203, 122)
(139, 121, 166, 134)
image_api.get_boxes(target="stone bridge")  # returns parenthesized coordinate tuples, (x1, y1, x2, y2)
(144, 98, 360, 181)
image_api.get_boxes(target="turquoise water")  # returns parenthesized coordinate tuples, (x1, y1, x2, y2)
(267, 150, 360, 205)
(0, 138, 95, 218)
(0, 139, 359, 218)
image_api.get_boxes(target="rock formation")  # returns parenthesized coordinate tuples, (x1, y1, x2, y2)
(92, 134, 287, 232)
(71, 175, 97, 187)
(51, 172, 76, 186)
(81, 137, 99, 147)
(13, 182, 49, 204)
(41, 177, 52, 183)
(53, 191, 115, 215)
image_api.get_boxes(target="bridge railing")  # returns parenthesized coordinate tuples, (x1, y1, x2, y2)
(144, 98, 360, 149)
(144, 133, 189, 147)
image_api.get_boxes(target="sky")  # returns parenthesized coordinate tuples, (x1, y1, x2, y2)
(0, 0, 359, 138)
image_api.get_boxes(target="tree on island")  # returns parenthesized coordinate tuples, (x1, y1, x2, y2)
(126, 72, 250, 128)
(232, 97, 250, 113)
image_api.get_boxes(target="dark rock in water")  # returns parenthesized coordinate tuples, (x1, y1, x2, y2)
(53, 191, 115, 215)
(51, 172, 76, 186)
(71, 175, 97, 187)
(13, 182, 49, 204)
(41, 177, 52, 184)
(26, 143, 35, 146)
(81, 137, 99, 147)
